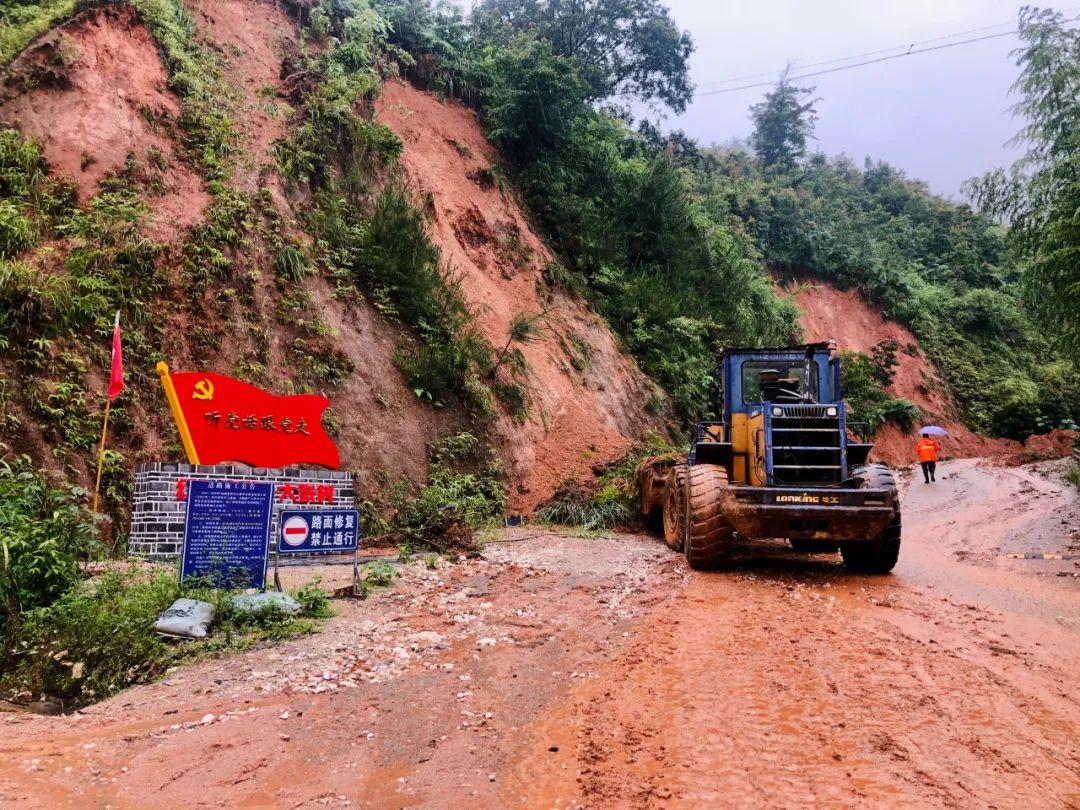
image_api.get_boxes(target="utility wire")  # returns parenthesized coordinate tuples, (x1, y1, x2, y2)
(693, 17, 1027, 89)
(693, 29, 1021, 97)
(686, 10, 1080, 98)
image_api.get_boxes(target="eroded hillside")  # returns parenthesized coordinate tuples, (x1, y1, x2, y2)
(781, 279, 1020, 464)
(0, 0, 659, 522)
(1, 0, 1074, 539)
(374, 82, 656, 511)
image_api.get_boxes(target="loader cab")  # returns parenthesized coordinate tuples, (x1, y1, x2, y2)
(693, 343, 871, 487)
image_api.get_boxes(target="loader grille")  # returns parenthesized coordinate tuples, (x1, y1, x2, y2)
(769, 405, 843, 485)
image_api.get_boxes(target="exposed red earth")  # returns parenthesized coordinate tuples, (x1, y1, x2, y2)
(779, 278, 1076, 467)
(3, 458, 1078, 808)
(375, 81, 654, 512)
(0, 5, 211, 242)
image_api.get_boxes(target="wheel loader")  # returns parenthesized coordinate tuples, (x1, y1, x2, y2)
(638, 342, 902, 573)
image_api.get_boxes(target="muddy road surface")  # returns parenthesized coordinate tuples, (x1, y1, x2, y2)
(2, 459, 1079, 808)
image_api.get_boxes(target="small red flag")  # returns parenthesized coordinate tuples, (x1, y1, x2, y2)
(108, 311, 123, 401)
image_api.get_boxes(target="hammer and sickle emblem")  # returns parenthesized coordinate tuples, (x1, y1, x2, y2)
(192, 379, 215, 401)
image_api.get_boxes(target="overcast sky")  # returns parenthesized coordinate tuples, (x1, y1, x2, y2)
(656, 0, 1052, 197)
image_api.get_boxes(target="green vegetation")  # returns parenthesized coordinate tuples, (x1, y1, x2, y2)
(966, 8, 1080, 364)
(393, 432, 505, 545)
(351, 432, 506, 550)
(361, 559, 396, 587)
(0, 458, 97, 627)
(1065, 463, 1080, 489)
(488, 310, 549, 420)
(472, 0, 694, 111)
(749, 67, 819, 173)
(735, 148, 1077, 439)
(0, 141, 164, 508)
(368, 0, 1078, 438)
(717, 127, 1075, 438)
(839, 348, 922, 434)
(0, 1, 76, 66)
(357, 183, 491, 407)
(0, 145, 166, 518)
(1, 568, 331, 706)
(480, 40, 799, 419)
(535, 479, 632, 531)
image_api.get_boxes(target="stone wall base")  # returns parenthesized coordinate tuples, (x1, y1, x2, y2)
(129, 462, 355, 560)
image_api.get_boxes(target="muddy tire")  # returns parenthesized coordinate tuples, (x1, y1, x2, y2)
(789, 539, 839, 554)
(684, 464, 735, 570)
(662, 465, 688, 551)
(840, 464, 901, 574)
(851, 463, 897, 493)
(639, 457, 677, 533)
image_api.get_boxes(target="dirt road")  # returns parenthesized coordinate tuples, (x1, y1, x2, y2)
(2, 460, 1079, 808)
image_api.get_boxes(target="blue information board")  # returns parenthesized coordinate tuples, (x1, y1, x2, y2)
(182, 480, 274, 589)
(278, 509, 360, 554)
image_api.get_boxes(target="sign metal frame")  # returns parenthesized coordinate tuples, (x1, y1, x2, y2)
(272, 508, 362, 596)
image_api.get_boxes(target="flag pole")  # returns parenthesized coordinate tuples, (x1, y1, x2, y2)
(92, 310, 121, 515)
(156, 361, 200, 464)
(91, 398, 112, 515)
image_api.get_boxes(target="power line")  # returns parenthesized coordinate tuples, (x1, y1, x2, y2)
(693, 29, 1021, 98)
(693, 17, 1026, 90)
(687, 9, 1080, 97)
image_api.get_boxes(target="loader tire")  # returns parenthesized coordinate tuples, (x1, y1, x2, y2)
(850, 463, 897, 493)
(662, 465, 688, 551)
(684, 464, 734, 570)
(840, 464, 901, 574)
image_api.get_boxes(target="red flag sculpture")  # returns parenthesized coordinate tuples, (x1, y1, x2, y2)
(157, 364, 340, 469)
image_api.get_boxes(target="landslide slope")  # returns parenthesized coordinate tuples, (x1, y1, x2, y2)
(375, 81, 656, 512)
(780, 278, 1021, 464)
(0, 1, 655, 519)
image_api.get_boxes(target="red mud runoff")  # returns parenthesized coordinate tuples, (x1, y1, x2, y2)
(2, 459, 1079, 808)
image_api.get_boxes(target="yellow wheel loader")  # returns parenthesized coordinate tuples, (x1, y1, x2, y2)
(638, 343, 901, 573)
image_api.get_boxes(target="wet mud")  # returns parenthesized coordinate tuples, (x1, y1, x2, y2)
(1, 460, 1078, 808)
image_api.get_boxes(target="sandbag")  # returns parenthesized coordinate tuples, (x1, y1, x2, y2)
(230, 592, 301, 616)
(155, 599, 216, 639)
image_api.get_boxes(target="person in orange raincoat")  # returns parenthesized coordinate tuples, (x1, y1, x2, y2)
(916, 432, 941, 483)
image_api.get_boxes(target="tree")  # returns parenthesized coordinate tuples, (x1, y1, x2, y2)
(473, 0, 694, 111)
(989, 376, 1041, 440)
(484, 36, 590, 161)
(964, 7, 1080, 360)
(749, 68, 819, 171)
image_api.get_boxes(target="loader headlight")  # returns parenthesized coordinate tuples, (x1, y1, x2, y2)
(772, 406, 783, 417)
(826, 406, 838, 417)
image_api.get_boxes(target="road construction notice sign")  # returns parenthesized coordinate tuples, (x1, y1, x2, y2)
(277, 509, 360, 554)
(181, 480, 274, 588)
